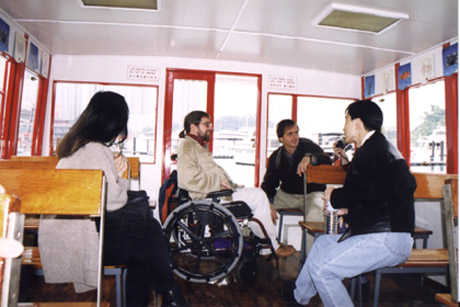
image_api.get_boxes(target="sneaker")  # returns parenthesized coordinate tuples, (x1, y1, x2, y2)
(275, 243, 296, 258)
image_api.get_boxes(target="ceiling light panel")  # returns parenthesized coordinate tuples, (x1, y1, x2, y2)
(81, 0, 160, 10)
(313, 3, 409, 34)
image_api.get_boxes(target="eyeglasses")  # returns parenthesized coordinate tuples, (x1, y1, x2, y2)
(199, 121, 212, 128)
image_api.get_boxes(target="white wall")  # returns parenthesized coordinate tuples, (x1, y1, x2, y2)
(46, 55, 361, 209)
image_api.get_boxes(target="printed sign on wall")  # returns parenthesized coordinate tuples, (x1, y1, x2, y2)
(127, 66, 159, 81)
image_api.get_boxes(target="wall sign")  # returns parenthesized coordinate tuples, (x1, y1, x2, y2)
(268, 75, 297, 90)
(127, 66, 159, 81)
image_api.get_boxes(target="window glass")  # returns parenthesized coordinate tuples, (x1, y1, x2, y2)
(213, 74, 258, 187)
(409, 80, 446, 173)
(375, 92, 397, 146)
(53, 82, 158, 162)
(267, 94, 291, 155)
(171, 79, 207, 155)
(17, 70, 39, 156)
(297, 97, 352, 157)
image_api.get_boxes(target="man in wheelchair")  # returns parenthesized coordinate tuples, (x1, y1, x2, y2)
(175, 110, 295, 258)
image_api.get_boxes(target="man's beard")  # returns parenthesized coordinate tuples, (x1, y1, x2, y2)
(200, 131, 211, 141)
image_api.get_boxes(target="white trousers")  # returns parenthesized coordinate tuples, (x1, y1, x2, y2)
(232, 187, 279, 250)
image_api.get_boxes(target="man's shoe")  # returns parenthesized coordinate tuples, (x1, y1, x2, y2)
(282, 280, 304, 306)
(275, 243, 295, 258)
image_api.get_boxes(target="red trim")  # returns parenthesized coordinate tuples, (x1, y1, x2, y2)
(292, 95, 297, 121)
(444, 72, 458, 174)
(361, 76, 365, 99)
(254, 76, 262, 186)
(4, 60, 26, 158)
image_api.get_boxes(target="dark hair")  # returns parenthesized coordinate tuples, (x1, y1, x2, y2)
(57, 91, 129, 158)
(346, 99, 383, 132)
(179, 110, 210, 138)
(276, 119, 297, 139)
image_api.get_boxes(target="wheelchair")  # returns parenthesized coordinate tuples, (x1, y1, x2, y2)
(162, 185, 278, 284)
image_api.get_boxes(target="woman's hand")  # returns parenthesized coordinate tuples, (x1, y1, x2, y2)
(323, 186, 348, 216)
(113, 152, 128, 178)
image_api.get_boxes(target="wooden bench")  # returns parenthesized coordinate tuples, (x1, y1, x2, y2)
(298, 164, 457, 307)
(0, 168, 109, 306)
(434, 178, 459, 307)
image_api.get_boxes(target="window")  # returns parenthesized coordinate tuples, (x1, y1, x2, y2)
(297, 96, 352, 157)
(214, 74, 259, 187)
(375, 92, 397, 146)
(17, 69, 39, 156)
(408, 80, 446, 173)
(267, 94, 292, 157)
(53, 82, 158, 162)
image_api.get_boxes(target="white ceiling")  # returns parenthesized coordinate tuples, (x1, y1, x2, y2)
(0, 0, 457, 76)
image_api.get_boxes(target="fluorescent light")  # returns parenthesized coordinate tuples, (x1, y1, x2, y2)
(312, 3, 409, 34)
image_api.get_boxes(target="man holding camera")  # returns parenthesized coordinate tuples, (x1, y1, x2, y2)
(261, 119, 332, 224)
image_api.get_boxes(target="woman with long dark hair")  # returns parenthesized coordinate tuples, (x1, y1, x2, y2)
(39, 91, 186, 307)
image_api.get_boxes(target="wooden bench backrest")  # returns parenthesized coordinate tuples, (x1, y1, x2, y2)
(8, 155, 140, 180)
(306, 164, 458, 200)
(0, 169, 105, 215)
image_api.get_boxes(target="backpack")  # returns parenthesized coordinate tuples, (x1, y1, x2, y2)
(158, 170, 187, 224)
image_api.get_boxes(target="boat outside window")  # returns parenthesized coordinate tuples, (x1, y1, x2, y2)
(409, 80, 446, 174)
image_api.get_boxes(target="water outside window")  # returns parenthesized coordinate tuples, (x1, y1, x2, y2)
(409, 80, 446, 173)
(54, 83, 157, 162)
(17, 70, 39, 156)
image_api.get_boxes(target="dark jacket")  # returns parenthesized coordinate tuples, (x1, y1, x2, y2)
(330, 132, 416, 242)
(261, 138, 331, 199)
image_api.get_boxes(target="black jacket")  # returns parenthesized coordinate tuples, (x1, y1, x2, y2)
(261, 138, 331, 199)
(330, 132, 416, 241)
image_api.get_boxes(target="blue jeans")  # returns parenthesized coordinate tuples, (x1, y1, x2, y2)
(294, 232, 413, 307)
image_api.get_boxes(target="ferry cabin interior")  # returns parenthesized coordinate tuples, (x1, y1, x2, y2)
(0, 0, 458, 304)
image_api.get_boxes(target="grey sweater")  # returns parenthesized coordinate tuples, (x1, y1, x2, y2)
(38, 142, 129, 292)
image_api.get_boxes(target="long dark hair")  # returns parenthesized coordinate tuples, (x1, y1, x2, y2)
(57, 91, 129, 158)
(179, 110, 209, 138)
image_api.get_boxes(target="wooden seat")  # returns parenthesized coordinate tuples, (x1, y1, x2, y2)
(435, 293, 457, 307)
(434, 178, 459, 307)
(0, 168, 108, 306)
(3, 156, 139, 307)
(298, 164, 457, 307)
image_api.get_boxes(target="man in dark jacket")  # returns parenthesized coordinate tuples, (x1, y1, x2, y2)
(261, 119, 331, 224)
(287, 100, 416, 307)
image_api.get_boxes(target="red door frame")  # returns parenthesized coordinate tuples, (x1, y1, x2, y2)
(162, 69, 263, 185)
(162, 69, 216, 182)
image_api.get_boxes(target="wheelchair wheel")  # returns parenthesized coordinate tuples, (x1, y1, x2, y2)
(163, 200, 243, 283)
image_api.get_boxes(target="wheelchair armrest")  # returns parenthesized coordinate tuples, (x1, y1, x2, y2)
(206, 189, 233, 201)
